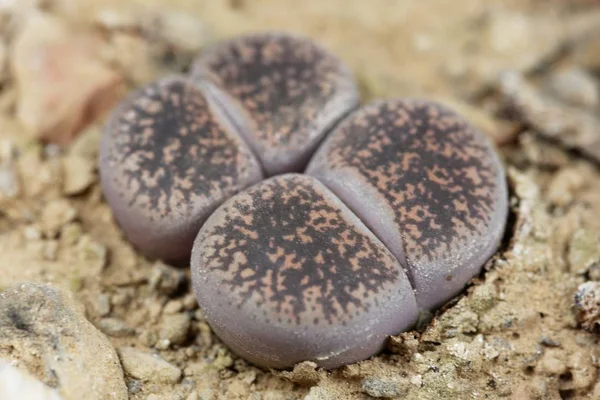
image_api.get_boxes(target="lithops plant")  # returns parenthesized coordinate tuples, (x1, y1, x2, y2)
(100, 31, 508, 369)
(307, 99, 508, 311)
(191, 99, 507, 368)
(100, 33, 358, 262)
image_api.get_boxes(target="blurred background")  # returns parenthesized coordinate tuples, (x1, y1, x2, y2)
(2, 1, 600, 399)
(1, 0, 599, 147)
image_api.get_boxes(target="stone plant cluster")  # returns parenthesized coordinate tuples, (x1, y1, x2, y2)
(99, 32, 508, 369)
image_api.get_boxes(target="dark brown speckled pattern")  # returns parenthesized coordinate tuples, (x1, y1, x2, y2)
(191, 32, 360, 175)
(191, 174, 418, 369)
(100, 76, 263, 262)
(99, 32, 509, 370)
(307, 99, 508, 310)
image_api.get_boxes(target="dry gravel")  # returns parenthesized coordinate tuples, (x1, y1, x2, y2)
(1, 0, 600, 399)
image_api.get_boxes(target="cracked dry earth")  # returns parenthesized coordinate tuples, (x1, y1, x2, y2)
(2, 0, 600, 399)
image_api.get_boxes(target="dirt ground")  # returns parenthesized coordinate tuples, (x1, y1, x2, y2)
(1, 0, 600, 399)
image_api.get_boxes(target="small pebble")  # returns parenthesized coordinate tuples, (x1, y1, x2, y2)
(539, 337, 561, 348)
(198, 388, 216, 400)
(23, 225, 42, 241)
(126, 379, 142, 394)
(568, 229, 600, 275)
(539, 349, 567, 375)
(279, 361, 320, 386)
(186, 392, 199, 400)
(566, 351, 596, 390)
(89, 294, 111, 317)
(40, 199, 77, 238)
(410, 375, 422, 387)
(77, 235, 107, 271)
(0, 41, 7, 82)
(547, 167, 586, 208)
(482, 343, 500, 360)
(361, 378, 406, 398)
(182, 294, 198, 311)
(303, 387, 334, 400)
(60, 222, 83, 246)
(155, 339, 171, 350)
(118, 347, 181, 383)
(163, 300, 183, 314)
(140, 330, 158, 348)
(111, 291, 132, 307)
(142, 10, 210, 54)
(42, 240, 59, 261)
(547, 67, 599, 108)
(0, 160, 18, 199)
(96, 318, 135, 337)
(145, 299, 163, 322)
(159, 313, 190, 345)
(61, 155, 96, 195)
(574, 281, 600, 332)
(148, 262, 186, 296)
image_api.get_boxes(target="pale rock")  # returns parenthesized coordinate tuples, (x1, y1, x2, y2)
(23, 225, 42, 240)
(0, 40, 7, 82)
(62, 155, 96, 195)
(0, 283, 128, 400)
(279, 361, 320, 386)
(149, 261, 186, 296)
(304, 387, 334, 400)
(0, 159, 19, 199)
(42, 240, 59, 261)
(186, 391, 199, 400)
(11, 12, 124, 144)
(0, 360, 63, 400)
(118, 347, 181, 384)
(69, 125, 102, 160)
(361, 378, 407, 398)
(96, 318, 135, 337)
(163, 299, 184, 314)
(60, 222, 83, 246)
(547, 68, 599, 108)
(89, 293, 111, 317)
(95, 7, 139, 30)
(568, 229, 600, 275)
(77, 234, 107, 271)
(182, 293, 199, 310)
(410, 374, 423, 387)
(142, 10, 210, 54)
(487, 11, 532, 54)
(107, 33, 162, 85)
(40, 199, 77, 238)
(482, 342, 500, 360)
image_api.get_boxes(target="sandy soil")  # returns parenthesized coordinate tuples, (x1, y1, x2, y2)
(1, 0, 600, 399)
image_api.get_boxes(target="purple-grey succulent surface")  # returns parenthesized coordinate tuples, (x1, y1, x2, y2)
(99, 32, 508, 369)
